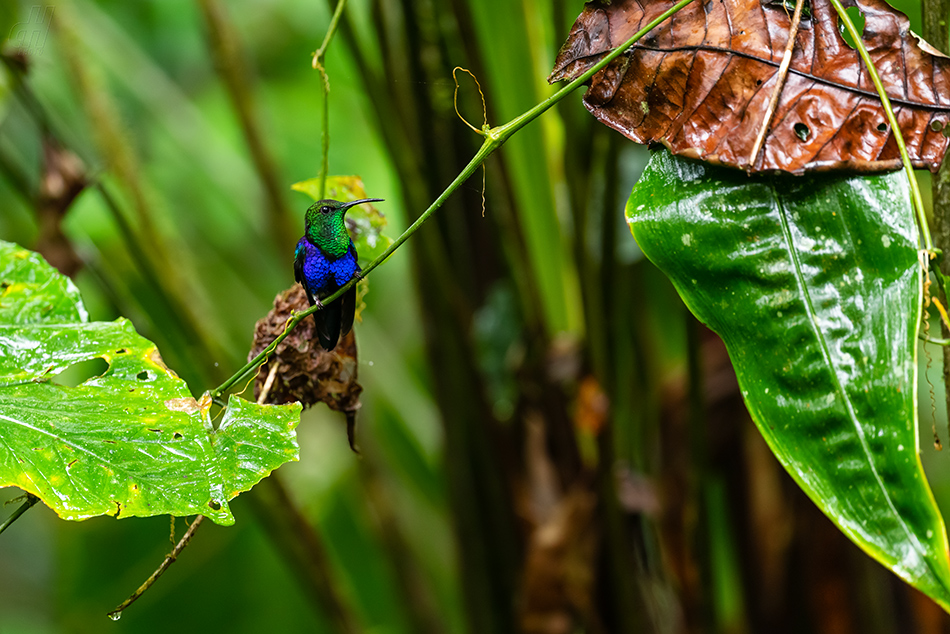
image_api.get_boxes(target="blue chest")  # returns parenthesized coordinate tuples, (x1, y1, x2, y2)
(296, 238, 360, 298)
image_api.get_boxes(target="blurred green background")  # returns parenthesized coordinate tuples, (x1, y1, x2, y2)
(1, 0, 950, 632)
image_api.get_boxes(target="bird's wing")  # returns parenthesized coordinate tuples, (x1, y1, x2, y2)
(293, 241, 305, 286)
(294, 241, 318, 306)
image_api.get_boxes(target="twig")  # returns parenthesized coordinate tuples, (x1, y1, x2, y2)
(196, 0, 296, 250)
(829, 0, 932, 252)
(748, 0, 805, 169)
(210, 0, 701, 400)
(107, 515, 205, 620)
(258, 362, 281, 404)
(312, 0, 348, 199)
(0, 494, 39, 536)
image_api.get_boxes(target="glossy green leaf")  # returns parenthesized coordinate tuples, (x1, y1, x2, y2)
(292, 175, 393, 266)
(627, 150, 950, 609)
(0, 241, 301, 525)
(0, 241, 87, 325)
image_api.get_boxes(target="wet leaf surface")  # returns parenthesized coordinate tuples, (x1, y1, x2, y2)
(627, 150, 950, 609)
(0, 241, 300, 525)
(550, 0, 950, 174)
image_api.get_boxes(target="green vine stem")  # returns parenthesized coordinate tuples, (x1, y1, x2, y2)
(209, 0, 700, 400)
(312, 0, 348, 200)
(828, 0, 934, 253)
(107, 515, 205, 620)
(0, 493, 38, 536)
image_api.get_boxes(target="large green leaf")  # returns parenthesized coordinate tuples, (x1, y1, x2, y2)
(0, 241, 300, 526)
(627, 150, 950, 609)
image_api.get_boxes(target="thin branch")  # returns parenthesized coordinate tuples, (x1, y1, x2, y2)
(210, 0, 701, 400)
(748, 0, 805, 169)
(258, 362, 280, 404)
(312, 0, 348, 199)
(829, 0, 932, 252)
(0, 494, 39, 536)
(107, 515, 205, 620)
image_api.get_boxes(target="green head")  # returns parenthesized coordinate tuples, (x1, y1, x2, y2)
(304, 198, 383, 257)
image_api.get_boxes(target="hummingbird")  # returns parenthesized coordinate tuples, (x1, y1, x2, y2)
(294, 197, 383, 351)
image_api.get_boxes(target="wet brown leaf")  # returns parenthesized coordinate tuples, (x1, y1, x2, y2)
(249, 285, 362, 448)
(549, 0, 950, 174)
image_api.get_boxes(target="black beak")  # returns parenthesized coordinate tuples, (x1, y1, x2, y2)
(340, 198, 384, 212)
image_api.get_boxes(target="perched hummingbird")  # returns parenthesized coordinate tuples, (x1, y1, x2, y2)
(294, 197, 383, 351)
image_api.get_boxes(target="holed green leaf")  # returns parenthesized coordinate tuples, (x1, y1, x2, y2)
(0, 241, 301, 525)
(627, 150, 950, 610)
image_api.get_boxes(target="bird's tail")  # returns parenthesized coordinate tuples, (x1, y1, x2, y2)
(312, 298, 343, 351)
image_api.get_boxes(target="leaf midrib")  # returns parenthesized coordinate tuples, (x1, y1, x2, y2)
(578, 43, 943, 112)
(772, 187, 941, 588)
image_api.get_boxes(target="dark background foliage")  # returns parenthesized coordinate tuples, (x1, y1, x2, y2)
(1, 0, 950, 632)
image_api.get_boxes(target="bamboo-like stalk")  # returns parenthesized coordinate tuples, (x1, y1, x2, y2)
(196, 0, 296, 251)
(210, 0, 701, 400)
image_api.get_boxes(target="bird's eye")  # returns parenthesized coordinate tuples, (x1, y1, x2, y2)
(321, 206, 331, 214)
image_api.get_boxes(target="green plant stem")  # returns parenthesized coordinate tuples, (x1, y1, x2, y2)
(313, 0, 348, 199)
(0, 494, 38, 536)
(829, 0, 933, 252)
(209, 0, 700, 400)
(107, 515, 205, 620)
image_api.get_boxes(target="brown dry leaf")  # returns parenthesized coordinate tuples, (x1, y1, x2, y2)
(574, 375, 608, 435)
(249, 285, 362, 449)
(549, 0, 950, 174)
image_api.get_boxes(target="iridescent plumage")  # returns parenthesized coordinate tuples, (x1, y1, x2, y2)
(293, 197, 382, 350)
